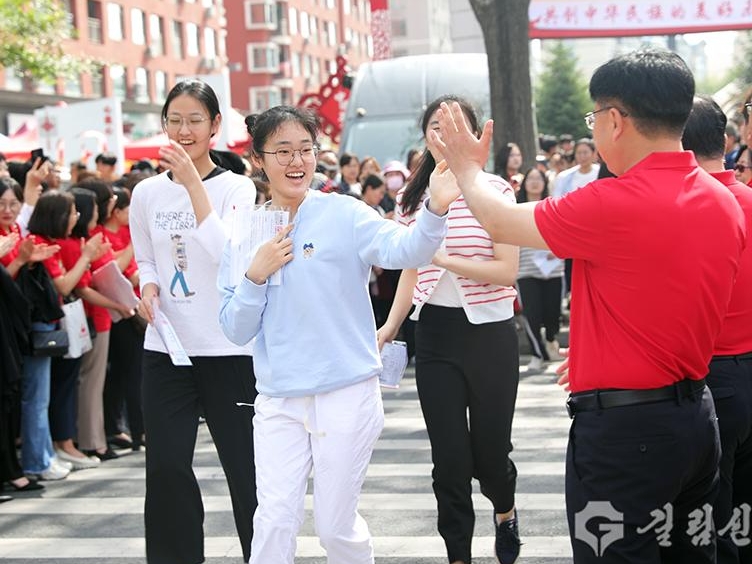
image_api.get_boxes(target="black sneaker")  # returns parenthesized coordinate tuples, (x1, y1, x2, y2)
(494, 509, 521, 564)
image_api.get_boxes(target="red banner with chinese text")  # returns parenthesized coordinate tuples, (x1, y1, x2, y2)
(529, 0, 752, 38)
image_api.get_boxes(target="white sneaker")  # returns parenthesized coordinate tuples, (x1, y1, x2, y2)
(545, 339, 563, 361)
(55, 449, 101, 470)
(52, 457, 73, 471)
(527, 356, 544, 372)
(29, 462, 70, 481)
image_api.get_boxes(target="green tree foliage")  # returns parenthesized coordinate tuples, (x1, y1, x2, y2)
(735, 31, 752, 87)
(535, 41, 591, 139)
(0, 0, 91, 84)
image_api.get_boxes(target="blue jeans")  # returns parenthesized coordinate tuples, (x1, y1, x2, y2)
(21, 322, 56, 474)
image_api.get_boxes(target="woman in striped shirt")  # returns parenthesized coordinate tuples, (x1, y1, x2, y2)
(377, 94, 521, 564)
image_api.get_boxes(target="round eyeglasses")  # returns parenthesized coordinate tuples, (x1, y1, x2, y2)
(260, 147, 319, 166)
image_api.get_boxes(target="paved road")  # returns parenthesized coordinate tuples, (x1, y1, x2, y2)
(0, 359, 573, 563)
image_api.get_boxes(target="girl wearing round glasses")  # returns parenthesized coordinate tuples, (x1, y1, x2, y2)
(129, 79, 257, 564)
(219, 105, 458, 564)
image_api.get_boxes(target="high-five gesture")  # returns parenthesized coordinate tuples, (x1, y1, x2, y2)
(431, 101, 494, 189)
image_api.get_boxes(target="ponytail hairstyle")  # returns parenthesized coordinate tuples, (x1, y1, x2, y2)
(400, 95, 481, 216)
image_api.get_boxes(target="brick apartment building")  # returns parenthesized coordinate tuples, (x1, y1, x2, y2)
(225, 0, 373, 115)
(0, 0, 374, 139)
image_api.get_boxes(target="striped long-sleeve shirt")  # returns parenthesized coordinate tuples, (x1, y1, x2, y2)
(395, 172, 517, 324)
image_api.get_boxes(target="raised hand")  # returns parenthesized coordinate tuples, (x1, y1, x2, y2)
(24, 158, 49, 207)
(158, 141, 203, 190)
(431, 101, 494, 185)
(426, 160, 460, 215)
(81, 232, 110, 263)
(17, 237, 60, 263)
(0, 233, 19, 257)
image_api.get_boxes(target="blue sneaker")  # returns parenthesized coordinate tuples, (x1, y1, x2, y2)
(494, 509, 521, 564)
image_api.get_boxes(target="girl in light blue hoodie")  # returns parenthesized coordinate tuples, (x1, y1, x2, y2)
(218, 105, 459, 564)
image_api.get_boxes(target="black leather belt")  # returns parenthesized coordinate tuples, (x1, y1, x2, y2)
(566, 378, 706, 418)
(711, 352, 752, 362)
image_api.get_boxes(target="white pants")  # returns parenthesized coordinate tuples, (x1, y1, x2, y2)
(249, 376, 384, 564)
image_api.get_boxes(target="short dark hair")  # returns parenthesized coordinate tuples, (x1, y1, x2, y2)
(95, 152, 117, 166)
(681, 95, 727, 160)
(338, 152, 358, 168)
(69, 187, 97, 239)
(0, 176, 23, 202)
(245, 106, 319, 157)
(589, 49, 694, 138)
(162, 79, 221, 125)
(27, 191, 75, 239)
(516, 167, 549, 203)
(77, 177, 114, 225)
(362, 173, 385, 192)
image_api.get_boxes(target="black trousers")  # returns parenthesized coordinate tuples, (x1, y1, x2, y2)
(142, 352, 257, 564)
(517, 276, 562, 360)
(415, 305, 519, 564)
(49, 357, 82, 442)
(707, 356, 752, 564)
(104, 318, 144, 441)
(566, 387, 720, 564)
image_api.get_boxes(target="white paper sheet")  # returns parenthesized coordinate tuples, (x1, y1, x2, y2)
(90, 261, 139, 322)
(531, 250, 563, 278)
(230, 204, 290, 286)
(379, 340, 409, 388)
(152, 301, 192, 366)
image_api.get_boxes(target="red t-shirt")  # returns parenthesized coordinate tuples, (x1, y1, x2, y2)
(0, 223, 22, 268)
(535, 151, 745, 392)
(56, 236, 113, 333)
(711, 171, 752, 355)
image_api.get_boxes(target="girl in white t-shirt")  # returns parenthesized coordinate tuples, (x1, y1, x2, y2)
(130, 79, 257, 564)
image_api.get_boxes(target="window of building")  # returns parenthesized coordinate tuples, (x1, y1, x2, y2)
(244, 0, 277, 29)
(310, 16, 318, 44)
(204, 27, 216, 58)
(249, 87, 281, 114)
(133, 68, 150, 102)
(131, 8, 145, 44)
(186, 22, 199, 56)
(329, 58, 336, 75)
(288, 7, 297, 35)
(107, 3, 124, 41)
(247, 43, 279, 72)
(171, 20, 183, 59)
(35, 80, 56, 95)
(302, 54, 310, 76)
(91, 65, 105, 97)
(327, 21, 336, 47)
(63, 0, 78, 28)
(87, 0, 102, 43)
(299, 11, 309, 39)
(312, 58, 320, 84)
(149, 14, 164, 56)
(391, 18, 407, 37)
(291, 53, 300, 76)
(64, 74, 82, 97)
(3, 67, 23, 92)
(367, 35, 373, 58)
(109, 64, 127, 99)
(343, 0, 349, 15)
(325, 0, 335, 8)
(201, 0, 213, 7)
(154, 70, 167, 101)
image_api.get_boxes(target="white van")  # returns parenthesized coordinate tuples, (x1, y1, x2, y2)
(339, 53, 491, 166)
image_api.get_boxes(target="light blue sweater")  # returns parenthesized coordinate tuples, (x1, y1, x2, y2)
(218, 189, 447, 397)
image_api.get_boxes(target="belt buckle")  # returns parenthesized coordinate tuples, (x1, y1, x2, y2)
(566, 396, 575, 419)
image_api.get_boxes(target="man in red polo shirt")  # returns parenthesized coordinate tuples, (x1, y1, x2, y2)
(682, 95, 752, 564)
(432, 50, 746, 563)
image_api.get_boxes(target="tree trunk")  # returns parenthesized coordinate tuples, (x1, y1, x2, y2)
(469, 0, 537, 175)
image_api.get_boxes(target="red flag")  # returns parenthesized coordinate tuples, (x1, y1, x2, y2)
(369, 0, 391, 60)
